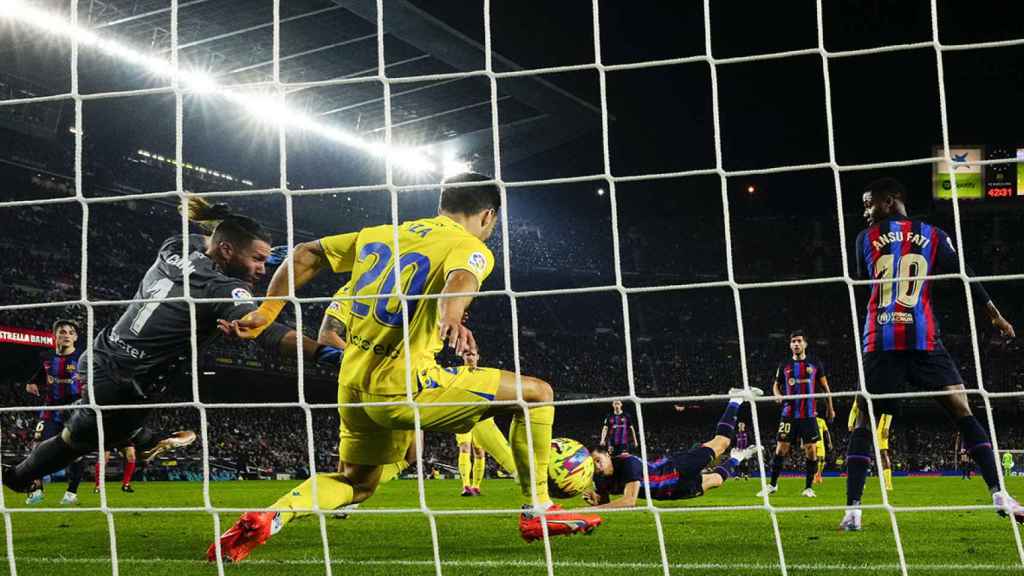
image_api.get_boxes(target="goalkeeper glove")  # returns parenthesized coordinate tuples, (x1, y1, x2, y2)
(314, 345, 343, 367)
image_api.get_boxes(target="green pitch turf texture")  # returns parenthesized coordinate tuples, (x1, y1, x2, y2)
(2, 476, 1022, 575)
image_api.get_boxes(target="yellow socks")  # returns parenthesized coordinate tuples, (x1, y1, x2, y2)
(473, 418, 517, 476)
(883, 468, 893, 491)
(509, 405, 554, 505)
(817, 459, 825, 477)
(271, 473, 354, 525)
(379, 458, 411, 485)
(472, 452, 485, 489)
(458, 451, 472, 489)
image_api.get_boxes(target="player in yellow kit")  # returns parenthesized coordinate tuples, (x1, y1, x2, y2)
(457, 418, 517, 496)
(813, 417, 832, 484)
(209, 173, 602, 563)
(848, 402, 894, 491)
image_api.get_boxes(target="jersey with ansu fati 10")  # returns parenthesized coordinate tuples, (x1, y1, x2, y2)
(856, 218, 990, 353)
(91, 235, 258, 394)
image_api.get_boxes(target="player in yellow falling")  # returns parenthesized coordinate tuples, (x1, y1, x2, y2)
(813, 416, 832, 485)
(208, 173, 602, 563)
(848, 401, 894, 491)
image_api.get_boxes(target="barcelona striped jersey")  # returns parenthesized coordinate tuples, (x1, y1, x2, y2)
(37, 349, 82, 423)
(775, 357, 826, 419)
(603, 412, 633, 447)
(856, 218, 989, 353)
(594, 454, 683, 500)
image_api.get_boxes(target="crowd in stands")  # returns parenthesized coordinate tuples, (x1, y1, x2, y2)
(3, 133, 1024, 481)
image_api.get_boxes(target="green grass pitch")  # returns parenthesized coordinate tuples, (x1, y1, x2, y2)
(2, 476, 1022, 575)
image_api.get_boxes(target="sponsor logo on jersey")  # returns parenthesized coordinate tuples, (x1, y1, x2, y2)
(468, 252, 487, 275)
(231, 287, 254, 306)
(877, 311, 914, 325)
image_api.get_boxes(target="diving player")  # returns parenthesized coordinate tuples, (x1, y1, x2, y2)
(840, 177, 1022, 530)
(2, 198, 339, 495)
(210, 173, 603, 563)
(584, 388, 762, 508)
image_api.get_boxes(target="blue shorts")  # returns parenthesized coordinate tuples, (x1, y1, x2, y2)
(863, 350, 962, 412)
(667, 446, 716, 500)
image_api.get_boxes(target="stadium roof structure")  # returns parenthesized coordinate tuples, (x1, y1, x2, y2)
(4, 0, 603, 172)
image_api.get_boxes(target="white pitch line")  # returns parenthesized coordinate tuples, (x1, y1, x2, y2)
(13, 556, 1024, 572)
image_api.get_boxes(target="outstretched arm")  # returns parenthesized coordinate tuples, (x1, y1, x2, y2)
(226, 240, 332, 339)
(585, 481, 640, 509)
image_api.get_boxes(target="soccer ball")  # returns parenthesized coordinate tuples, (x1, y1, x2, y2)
(547, 437, 595, 499)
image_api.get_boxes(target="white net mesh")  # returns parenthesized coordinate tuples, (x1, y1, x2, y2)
(0, 1, 1023, 575)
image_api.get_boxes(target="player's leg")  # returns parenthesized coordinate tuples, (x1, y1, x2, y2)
(472, 417, 517, 477)
(880, 449, 892, 491)
(815, 442, 826, 484)
(456, 432, 474, 496)
(802, 440, 818, 496)
(95, 451, 109, 493)
(4, 406, 112, 494)
(801, 423, 819, 496)
(62, 456, 84, 505)
(479, 371, 556, 508)
(767, 437, 790, 491)
(878, 414, 893, 491)
(703, 387, 762, 458)
(471, 443, 486, 493)
(121, 446, 137, 492)
(210, 461, 384, 563)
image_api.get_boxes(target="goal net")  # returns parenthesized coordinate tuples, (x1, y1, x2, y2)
(1, 1, 1022, 575)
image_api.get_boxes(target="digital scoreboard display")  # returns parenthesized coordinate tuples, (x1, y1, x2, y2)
(933, 145, 1023, 200)
(933, 147, 983, 200)
(984, 146, 1018, 199)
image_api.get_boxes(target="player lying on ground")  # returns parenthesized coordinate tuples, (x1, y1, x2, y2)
(2, 199, 338, 494)
(209, 173, 602, 564)
(23, 319, 86, 506)
(584, 388, 762, 508)
(840, 177, 1022, 531)
(760, 331, 835, 498)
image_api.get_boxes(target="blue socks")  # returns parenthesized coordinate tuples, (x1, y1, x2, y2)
(957, 416, 999, 492)
(716, 401, 741, 440)
(845, 427, 873, 505)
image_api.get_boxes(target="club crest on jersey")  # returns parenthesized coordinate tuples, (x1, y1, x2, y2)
(468, 252, 487, 274)
(231, 287, 254, 306)
(788, 378, 796, 386)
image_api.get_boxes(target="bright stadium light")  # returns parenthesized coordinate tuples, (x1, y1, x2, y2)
(442, 159, 472, 178)
(0, 0, 437, 174)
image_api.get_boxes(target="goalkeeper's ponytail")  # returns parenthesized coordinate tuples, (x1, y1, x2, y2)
(183, 196, 271, 246)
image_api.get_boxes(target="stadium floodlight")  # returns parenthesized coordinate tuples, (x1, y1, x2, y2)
(0, 0, 437, 174)
(443, 159, 472, 178)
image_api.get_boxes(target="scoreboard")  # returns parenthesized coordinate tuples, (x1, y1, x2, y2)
(932, 145, 1024, 200)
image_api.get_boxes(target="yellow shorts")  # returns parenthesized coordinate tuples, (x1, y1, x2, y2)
(877, 413, 893, 451)
(816, 442, 826, 459)
(338, 364, 502, 465)
(454, 431, 473, 445)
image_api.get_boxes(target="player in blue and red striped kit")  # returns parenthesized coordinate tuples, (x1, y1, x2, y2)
(840, 177, 1022, 531)
(585, 387, 761, 508)
(600, 401, 638, 455)
(759, 330, 835, 498)
(23, 319, 85, 506)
